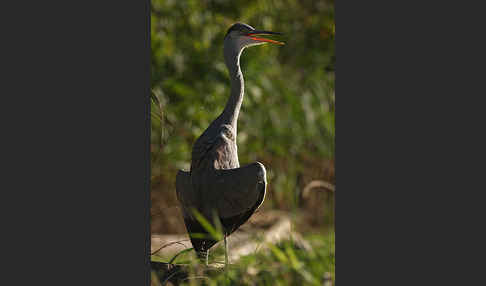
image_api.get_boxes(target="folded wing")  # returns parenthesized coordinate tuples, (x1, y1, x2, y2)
(176, 162, 267, 234)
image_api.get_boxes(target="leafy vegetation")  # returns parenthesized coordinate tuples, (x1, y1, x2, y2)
(151, 230, 334, 286)
(151, 0, 335, 284)
(151, 0, 334, 212)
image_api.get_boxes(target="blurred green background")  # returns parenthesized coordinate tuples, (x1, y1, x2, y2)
(151, 0, 334, 236)
(151, 0, 334, 284)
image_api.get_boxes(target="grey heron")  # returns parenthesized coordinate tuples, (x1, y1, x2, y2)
(176, 23, 284, 266)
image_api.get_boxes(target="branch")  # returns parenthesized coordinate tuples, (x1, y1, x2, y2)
(302, 180, 335, 199)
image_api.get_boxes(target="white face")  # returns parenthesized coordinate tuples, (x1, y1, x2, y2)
(223, 24, 284, 60)
(225, 30, 266, 51)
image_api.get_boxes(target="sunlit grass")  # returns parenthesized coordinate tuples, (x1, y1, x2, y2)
(151, 230, 335, 286)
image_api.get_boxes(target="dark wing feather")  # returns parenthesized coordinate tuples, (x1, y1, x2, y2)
(220, 181, 265, 235)
(176, 170, 218, 255)
(213, 162, 267, 233)
(190, 135, 217, 170)
(176, 163, 267, 252)
(175, 170, 194, 215)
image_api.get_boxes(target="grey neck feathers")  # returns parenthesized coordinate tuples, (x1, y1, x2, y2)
(221, 43, 244, 133)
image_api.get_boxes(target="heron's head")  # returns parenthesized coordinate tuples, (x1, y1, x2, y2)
(224, 23, 284, 53)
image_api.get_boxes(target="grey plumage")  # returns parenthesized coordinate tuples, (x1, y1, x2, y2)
(175, 23, 283, 265)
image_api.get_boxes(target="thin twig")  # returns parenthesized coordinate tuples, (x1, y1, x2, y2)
(151, 239, 190, 255)
(161, 269, 183, 285)
(180, 276, 210, 282)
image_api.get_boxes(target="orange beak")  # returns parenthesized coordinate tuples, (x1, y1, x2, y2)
(246, 31, 285, 45)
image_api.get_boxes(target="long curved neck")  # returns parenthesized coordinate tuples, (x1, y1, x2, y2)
(221, 44, 244, 133)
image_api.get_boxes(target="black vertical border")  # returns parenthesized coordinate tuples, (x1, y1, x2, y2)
(144, 0, 152, 285)
(337, 1, 486, 285)
(2, 0, 152, 285)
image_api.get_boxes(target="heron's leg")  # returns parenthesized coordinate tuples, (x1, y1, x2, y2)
(224, 234, 229, 267)
(205, 249, 209, 266)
